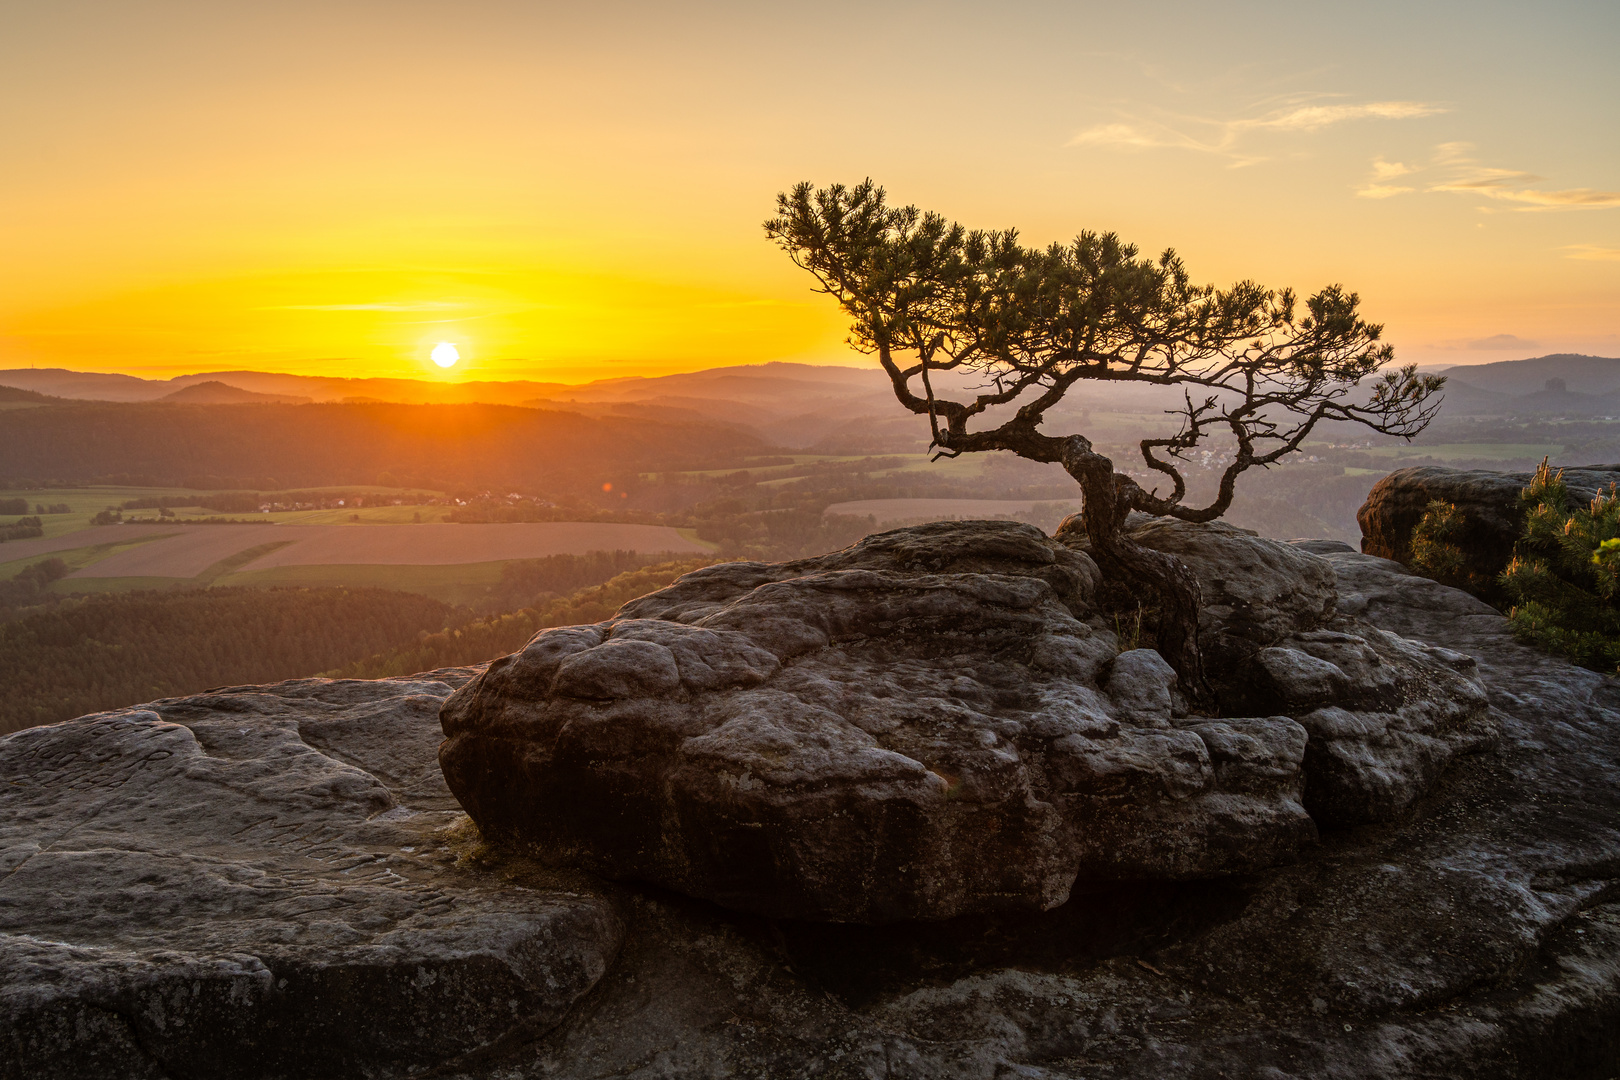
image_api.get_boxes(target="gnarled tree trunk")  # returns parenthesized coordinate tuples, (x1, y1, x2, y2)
(1059, 438, 1211, 708)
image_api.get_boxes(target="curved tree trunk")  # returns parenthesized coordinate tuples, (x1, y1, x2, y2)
(1060, 439, 1212, 708)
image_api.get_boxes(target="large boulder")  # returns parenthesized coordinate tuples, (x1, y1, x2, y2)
(1113, 516, 1338, 663)
(1357, 463, 1620, 567)
(440, 522, 1315, 923)
(440, 520, 1491, 922)
(0, 676, 622, 1080)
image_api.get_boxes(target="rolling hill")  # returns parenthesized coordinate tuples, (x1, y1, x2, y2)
(0, 400, 768, 491)
(159, 381, 313, 405)
(1435, 354, 1620, 396)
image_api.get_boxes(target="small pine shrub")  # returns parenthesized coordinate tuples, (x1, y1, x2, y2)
(1499, 459, 1620, 672)
(1410, 499, 1495, 595)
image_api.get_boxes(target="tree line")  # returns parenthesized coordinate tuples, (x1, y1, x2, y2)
(0, 498, 69, 515)
(0, 586, 457, 734)
(326, 559, 716, 679)
(0, 550, 726, 734)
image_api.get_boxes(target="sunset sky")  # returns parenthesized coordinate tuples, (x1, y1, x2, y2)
(2, 0, 1616, 383)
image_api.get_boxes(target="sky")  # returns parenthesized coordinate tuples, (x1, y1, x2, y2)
(1, 0, 1616, 383)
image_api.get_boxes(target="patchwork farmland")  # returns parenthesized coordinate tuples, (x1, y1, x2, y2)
(0, 521, 714, 606)
(55, 522, 708, 579)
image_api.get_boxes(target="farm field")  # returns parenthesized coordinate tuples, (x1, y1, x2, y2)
(0, 526, 182, 566)
(0, 484, 448, 537)
(48, 522, 711, 580)
(824, 498, 1077, 524)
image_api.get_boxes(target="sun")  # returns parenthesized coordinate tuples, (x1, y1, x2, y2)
(431, 342, 460, 368)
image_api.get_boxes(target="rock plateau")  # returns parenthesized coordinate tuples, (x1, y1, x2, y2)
(3, 520, 1618, 1078)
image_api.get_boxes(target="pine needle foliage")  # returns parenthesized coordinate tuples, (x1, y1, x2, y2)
(1499, 459, 1620, 672)
(1409, 499, 1494, 595)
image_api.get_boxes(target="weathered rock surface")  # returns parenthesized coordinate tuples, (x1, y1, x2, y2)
(507, 545, 1620, 1080)
(1, 675, 622, 1080)
(1112, 519, 1497, 827)
(441, 521, 1490, 922)
(1357, 463, 1620, 567)
(8, 522, 1620, 1077)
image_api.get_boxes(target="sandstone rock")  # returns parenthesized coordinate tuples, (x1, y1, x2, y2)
(6, 542, 1620, 1077)
(441, 521, 1318, 922)
(1122, 516, 1340, 664)
(0, 676, 622, 1080)
(529, 549, 1618, 1080)
(440, 520, 1496, 922)
(1068, 517, 1496, 827)
(1102, 648, 1178, 726)
(1357, 463, 1620, 567)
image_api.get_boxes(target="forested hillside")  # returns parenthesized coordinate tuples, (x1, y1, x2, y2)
(0, 587, 454, 733)
(0, 401, 764, 492)
(327, 558, 717, 679)
(0, 551, 725, 733)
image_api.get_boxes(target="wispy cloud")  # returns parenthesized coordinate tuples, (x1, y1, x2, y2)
(1564, 244, 1620, 261)
(1468, 333, 1537, 351)
(272, 301, 465, 312)
(1068, 99, 1445, 165)
(1456, 186, 1620, 209)
(1067, 122, 1221, 154)
(1358, 143, 1620, 211)
(1355, 157, 1418, 199)
(1067, 122, 1200, 151)
(1243, 101, 1444, 131)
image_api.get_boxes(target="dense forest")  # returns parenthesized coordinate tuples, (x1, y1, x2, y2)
(328, 558, 717, 679)
(0, 587, 456, 733)
(0, 551, 719, 733)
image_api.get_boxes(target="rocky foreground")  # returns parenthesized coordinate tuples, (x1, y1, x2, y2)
(4, 522, 1620, 1078)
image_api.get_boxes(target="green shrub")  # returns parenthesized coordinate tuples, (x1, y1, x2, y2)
(1499, 460, 1620, 672)
(1410, 499, 1495, 596)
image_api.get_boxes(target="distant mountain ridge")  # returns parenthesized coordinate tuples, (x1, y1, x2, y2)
(0, 362, 884, 406)
(0, 384, 62, 405)
(1434, 354, 1620, 416)
(1436, 354, 1620, 396)
(7, 353, 1617, 444)
(159, 381, 313, 405)
(0, 363, 898, 448)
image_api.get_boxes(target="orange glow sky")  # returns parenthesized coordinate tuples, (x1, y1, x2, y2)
(2, 1, 1616, 382)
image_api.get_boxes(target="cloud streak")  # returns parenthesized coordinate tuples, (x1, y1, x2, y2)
(1069, 99, 1445, 165)
(1565, 245, 1620, 261)
(1355, 158, 1418, 199)
(1356, 144, 1620, 211)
